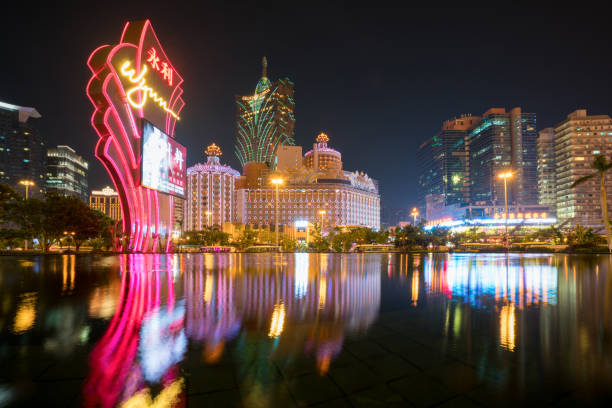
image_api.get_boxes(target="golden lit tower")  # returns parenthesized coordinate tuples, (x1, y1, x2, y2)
(234, 57, 295, 169)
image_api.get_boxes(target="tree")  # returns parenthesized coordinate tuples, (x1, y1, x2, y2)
(0, 183, 19, 224)
(310, 223, 330, 252)
(571, 155, 612, 252)
(234, 229, 258, 250)
(280, 235, 297, 252)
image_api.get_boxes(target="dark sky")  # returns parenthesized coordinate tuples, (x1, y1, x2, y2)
(2, 1, 611, 208)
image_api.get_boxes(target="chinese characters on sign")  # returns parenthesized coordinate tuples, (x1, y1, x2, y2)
(147, 47, 174, 86)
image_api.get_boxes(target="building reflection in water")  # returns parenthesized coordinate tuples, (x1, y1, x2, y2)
(83, 253, 380, 407)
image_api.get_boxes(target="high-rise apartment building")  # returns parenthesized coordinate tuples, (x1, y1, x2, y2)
(469, 107, 537, 206)
(0, 100, 46, 197)
(46, 145, 89, 202)
(554, 110, 612, 229)
(537, 128, 556, 214)
(90, 186, 122, 220)
(185, 143, 240, 231)
(235, 57, 295, 169)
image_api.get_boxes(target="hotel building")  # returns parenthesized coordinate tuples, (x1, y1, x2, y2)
(234, 57, 295, 168)
(0, 100, 46, 198)
(554, 110, 612, 229)
(537, 128, 556, 215)
(185, 143, 240, 231)
(236, 133, 380, 231)
(46, 145, 89, 202)
(90, 186, 122, 220)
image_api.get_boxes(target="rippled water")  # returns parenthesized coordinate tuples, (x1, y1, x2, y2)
(1, 253, 612, 407)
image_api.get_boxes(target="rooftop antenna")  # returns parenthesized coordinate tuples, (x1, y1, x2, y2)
(262, 56, 268, 78)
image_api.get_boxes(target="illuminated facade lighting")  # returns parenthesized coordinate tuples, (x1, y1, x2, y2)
(234, 57, 295, 168)
(86, 20, 186, 252)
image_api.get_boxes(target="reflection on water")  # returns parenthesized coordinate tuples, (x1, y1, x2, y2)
(1, 253, 612, 406)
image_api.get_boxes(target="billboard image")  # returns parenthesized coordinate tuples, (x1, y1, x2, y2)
(141, 121, 186, 198)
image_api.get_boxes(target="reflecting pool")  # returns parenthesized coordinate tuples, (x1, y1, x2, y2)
(1, 253, 612, 407)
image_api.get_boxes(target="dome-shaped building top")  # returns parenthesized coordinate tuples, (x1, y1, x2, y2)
(305, 132, 342, 174)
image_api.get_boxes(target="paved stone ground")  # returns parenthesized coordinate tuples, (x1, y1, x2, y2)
(3, 309, 612, 407)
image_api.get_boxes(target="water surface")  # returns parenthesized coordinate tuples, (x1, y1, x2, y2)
(1, 253, 612, 407)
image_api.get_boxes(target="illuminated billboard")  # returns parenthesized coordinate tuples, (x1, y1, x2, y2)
(87, 20, 185, 252)
(141, 121, 186, 198)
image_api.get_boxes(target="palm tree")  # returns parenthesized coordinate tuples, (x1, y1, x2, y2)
(571, 155, 612, 252)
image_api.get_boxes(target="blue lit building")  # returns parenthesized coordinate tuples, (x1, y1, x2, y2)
(469, 107, 537, 206)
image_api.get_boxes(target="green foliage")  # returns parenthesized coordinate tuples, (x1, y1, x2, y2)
(309, 223, 330, 252)
(565, 224, 605, 248)
(280, 235, 297, 252)
(184, 229, 230, 246)
(234, 229, 258, 250)
(328, 227, 389, 252)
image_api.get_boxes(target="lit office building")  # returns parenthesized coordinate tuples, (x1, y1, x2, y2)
(537, 128, 556, 215)
(417, 115, 479, 211)
(185, 143, 240, 231)
(469, 107, 537, 206)
(0, 100, 46, 197)
(555, 110, 612, 228)
(90, 186, 121, 220)
(236, 133, 380, 230)
(234, 57, 295, 169)
(46, 145, 89, 202)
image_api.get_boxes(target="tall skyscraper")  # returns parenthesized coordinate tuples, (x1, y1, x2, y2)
(416, 115, 479, 211)
(0, 100, 46, 197)
(555, 110, 612, 229)
(537, 128, 556, 214)
(469, 107, 537, 206)
(46, 145, 89, 202)
(234, 57, 295, 169)
(185, 143, 240, 231)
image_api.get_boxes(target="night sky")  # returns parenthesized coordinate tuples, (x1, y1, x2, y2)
(2, 2, 611, 208)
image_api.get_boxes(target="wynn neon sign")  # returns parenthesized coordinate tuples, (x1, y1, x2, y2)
(86, 20, 186, 253)
(120, 61, 180, 119)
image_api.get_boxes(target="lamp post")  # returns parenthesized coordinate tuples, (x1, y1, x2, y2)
(205, 210, 212, 229)
(270, 178, 283, 248)
(411, 207, 419, 226)
(19, 180, 35, 249)
(497, 171, 514, 247)
(63, 231, 75, 251)
(319, 210, 326, 236)
(19, 180, 35, 199)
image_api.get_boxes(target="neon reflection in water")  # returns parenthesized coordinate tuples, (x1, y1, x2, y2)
(84, 255, 186, 408)
(85, 253, 381, 406)
(424, 254, 558, 308)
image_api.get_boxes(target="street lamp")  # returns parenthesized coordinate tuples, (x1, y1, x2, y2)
(19, 180, 35, 250)
(270, 178, 284, 248)
(497, 171, 514, 247)
(205, 210, 212, 229)
(19, 180, 35, 199)
(63, 231, 76, 251)
(319, 210, 327, 236)
(411, 207, 419, 226)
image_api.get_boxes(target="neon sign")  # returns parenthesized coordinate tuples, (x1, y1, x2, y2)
(146, 47, 174, 85)
(120, 61, 180, 119)
(86, 20, 186, 253)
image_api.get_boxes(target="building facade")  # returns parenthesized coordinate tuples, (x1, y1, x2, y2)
(236, 134, 380, 230)
(234, 57, 295, 168)
(90, 186, 122, 221)
(555, 110, 612, 229)
(185, 143, 240, 231)
(469, 107, 537, 206)
(46, 145, 89, 202)
(0, 100, 46, 197)
(537, 128, 556, 214)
